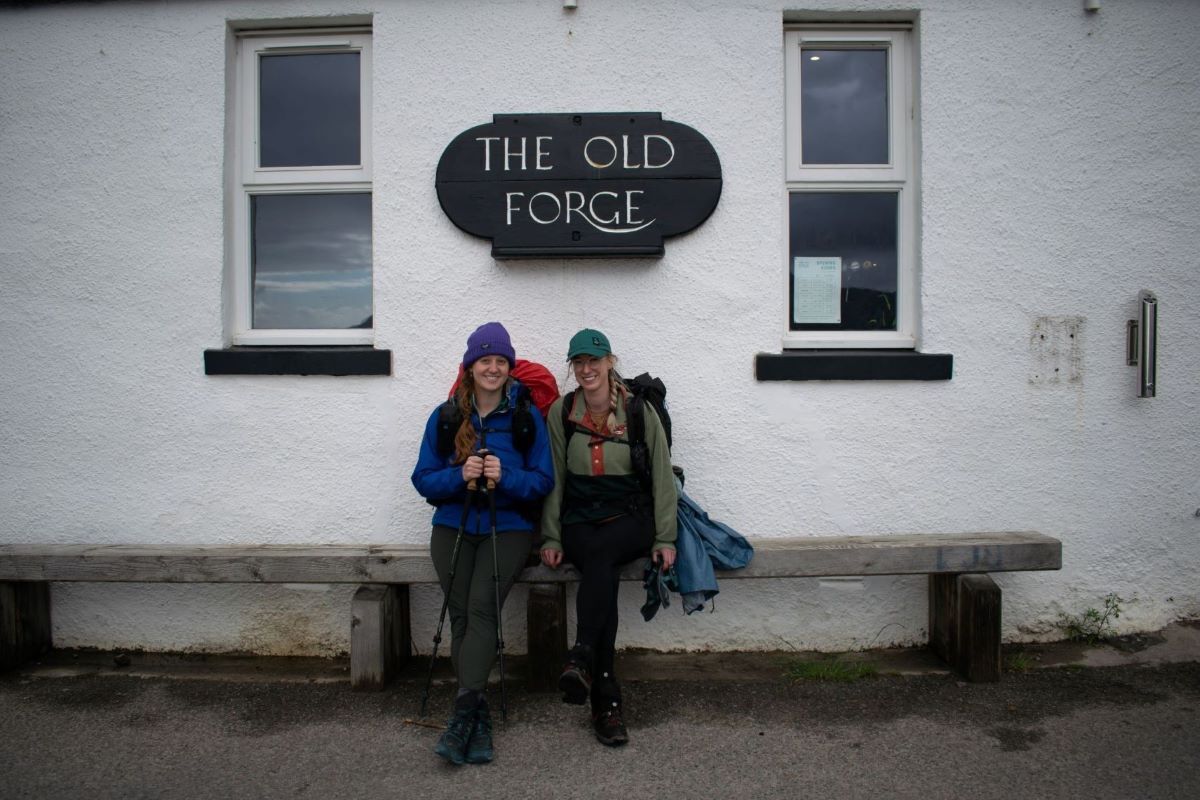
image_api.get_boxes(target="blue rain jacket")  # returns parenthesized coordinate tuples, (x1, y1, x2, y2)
(672, 477, 755, 613)
(411, 381, 554, 536)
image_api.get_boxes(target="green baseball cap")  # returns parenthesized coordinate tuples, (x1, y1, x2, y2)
(567, 328, 612, 360)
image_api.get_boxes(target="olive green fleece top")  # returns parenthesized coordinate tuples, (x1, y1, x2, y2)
(539, 390, 678, 552)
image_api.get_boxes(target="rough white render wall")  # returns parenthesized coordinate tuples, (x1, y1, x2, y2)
(1, 0, 1197, 657)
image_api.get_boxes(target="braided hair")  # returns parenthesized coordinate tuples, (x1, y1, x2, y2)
(605, 365, 628, 432)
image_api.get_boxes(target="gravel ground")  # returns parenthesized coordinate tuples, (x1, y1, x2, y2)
(2, 659, 1198, 800)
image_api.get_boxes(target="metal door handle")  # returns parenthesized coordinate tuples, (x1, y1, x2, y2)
(1126, 291, 1157, 398)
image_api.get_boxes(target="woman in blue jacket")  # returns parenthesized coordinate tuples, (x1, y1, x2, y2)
(412, 322, 554, 766)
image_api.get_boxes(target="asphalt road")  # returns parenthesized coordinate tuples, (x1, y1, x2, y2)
(2, 658, 1198, 800)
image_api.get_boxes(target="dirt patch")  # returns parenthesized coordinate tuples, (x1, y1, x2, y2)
(1108, 632, 1167, 653)
(987, 725, 1046, 752)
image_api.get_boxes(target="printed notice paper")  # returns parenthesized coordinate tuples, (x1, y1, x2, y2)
(792, 256, 841, 324)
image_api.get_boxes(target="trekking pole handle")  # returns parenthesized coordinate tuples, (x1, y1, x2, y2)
(475, 449, 495, 493)
(465, 449, 491, 492)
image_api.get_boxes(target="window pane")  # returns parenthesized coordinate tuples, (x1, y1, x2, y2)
(259, 52, 361, 167)
(789, 192, 898, 331)
(800, 48, 888, 165)
(251, 193, 372, 329)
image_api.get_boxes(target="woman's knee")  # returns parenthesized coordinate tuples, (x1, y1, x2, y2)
(466, 593, 501, 625)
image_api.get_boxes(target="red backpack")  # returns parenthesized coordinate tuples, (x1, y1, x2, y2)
(448, 359, 559, 416)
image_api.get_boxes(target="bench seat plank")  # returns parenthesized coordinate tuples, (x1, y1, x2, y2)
(524, 530, 1061, 582)
(0, 545, 440, 584)
(0, 532, 1060, 584)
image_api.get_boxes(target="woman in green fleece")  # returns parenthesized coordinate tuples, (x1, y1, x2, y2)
(539, 328, 677, 746)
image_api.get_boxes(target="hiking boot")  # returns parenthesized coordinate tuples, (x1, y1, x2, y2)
(558, 644, 593, 705)
(592, 703, 629, 747)
(464, 698, 494, 764)
(433, 706, 474, 765)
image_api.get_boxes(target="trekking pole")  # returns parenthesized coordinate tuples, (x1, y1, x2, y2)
(484, 470, 508, 723)
(420, 479, 477, 717)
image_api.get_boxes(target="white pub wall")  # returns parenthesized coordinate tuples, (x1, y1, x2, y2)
(1, 0, 1197, 656)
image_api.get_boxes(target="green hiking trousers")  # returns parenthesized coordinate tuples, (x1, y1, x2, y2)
(430, 524, 532, 691)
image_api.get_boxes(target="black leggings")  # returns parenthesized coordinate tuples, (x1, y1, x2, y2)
(562, 513, 654, 702)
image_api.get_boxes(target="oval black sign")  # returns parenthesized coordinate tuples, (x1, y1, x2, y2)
(436, 113, 722, 258)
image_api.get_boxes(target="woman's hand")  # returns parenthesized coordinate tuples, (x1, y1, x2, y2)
(541, 548, 563, 568)
(481, 453, 502, 485)
(461, 455, 484, 483)
(653, 547, 676, 570)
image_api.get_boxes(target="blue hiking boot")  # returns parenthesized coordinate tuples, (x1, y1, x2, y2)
(434, 705, 474, 766)
(464, 698, 494, 764)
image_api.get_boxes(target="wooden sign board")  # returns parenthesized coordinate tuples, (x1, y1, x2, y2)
(436, 112, 722, 258)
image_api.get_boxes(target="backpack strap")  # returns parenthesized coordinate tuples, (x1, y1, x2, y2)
(560, 390, 579, 446)
(625, 392, 652, 491)
(435, 399, 461, 459)
(509, 382, 535, 454)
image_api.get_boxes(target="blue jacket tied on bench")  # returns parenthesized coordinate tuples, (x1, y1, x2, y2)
(671, 476, 754, 614)
(411, 380, 554, 536)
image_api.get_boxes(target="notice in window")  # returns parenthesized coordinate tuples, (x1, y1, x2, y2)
(792, 256, 842, 324)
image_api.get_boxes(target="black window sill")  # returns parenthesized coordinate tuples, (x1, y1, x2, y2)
(755, 350, 953, 381)
(204, 347, 392, 376)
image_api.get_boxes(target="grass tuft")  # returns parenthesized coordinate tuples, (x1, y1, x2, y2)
(783, 658, 877, 683)
(1004, 651, 1036, 673)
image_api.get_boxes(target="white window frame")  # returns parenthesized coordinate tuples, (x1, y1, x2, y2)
(783, 26, 917, 350)
(231, 30, 373, 346)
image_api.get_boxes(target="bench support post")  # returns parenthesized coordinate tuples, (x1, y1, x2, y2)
(526, 583, 567, 691)
(956, 574, 1002, 682)
(928, 573, 1002, 683)
(350, 584, 410, 691)
(928, 573, 958, 665)
(0, 581, 52, 671)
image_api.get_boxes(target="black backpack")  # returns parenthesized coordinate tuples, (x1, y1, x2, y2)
(435, 382, 538, 459)
(561, 372, 672, 490)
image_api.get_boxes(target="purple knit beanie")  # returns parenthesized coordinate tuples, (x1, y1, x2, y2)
(462, 321, 516, 368)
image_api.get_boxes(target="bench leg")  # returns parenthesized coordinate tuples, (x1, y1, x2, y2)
(956, 574, 1002, 683)
(350, 584, 410, 691)
(526, 583, 567, 691)
(929, 573, 1002, 683)
(928, 573, 958, 665)
(0, 581, 52, 671)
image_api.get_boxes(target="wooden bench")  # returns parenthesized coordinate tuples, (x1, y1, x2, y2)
(0, 531, 1060, 687)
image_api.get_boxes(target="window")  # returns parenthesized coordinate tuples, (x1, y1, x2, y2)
(231, 30, 373, 345)
(783, 26, 915, 349)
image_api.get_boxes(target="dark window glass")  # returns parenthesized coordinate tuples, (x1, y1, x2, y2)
(259, 52, 360, 168)
(251, 193, 372, 329)
(789, 192, 898, 331)
(800, 48, 888, 165)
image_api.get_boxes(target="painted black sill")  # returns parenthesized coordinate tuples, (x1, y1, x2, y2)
(204, 347, 392, 376)
(755, 350, 953, 381)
